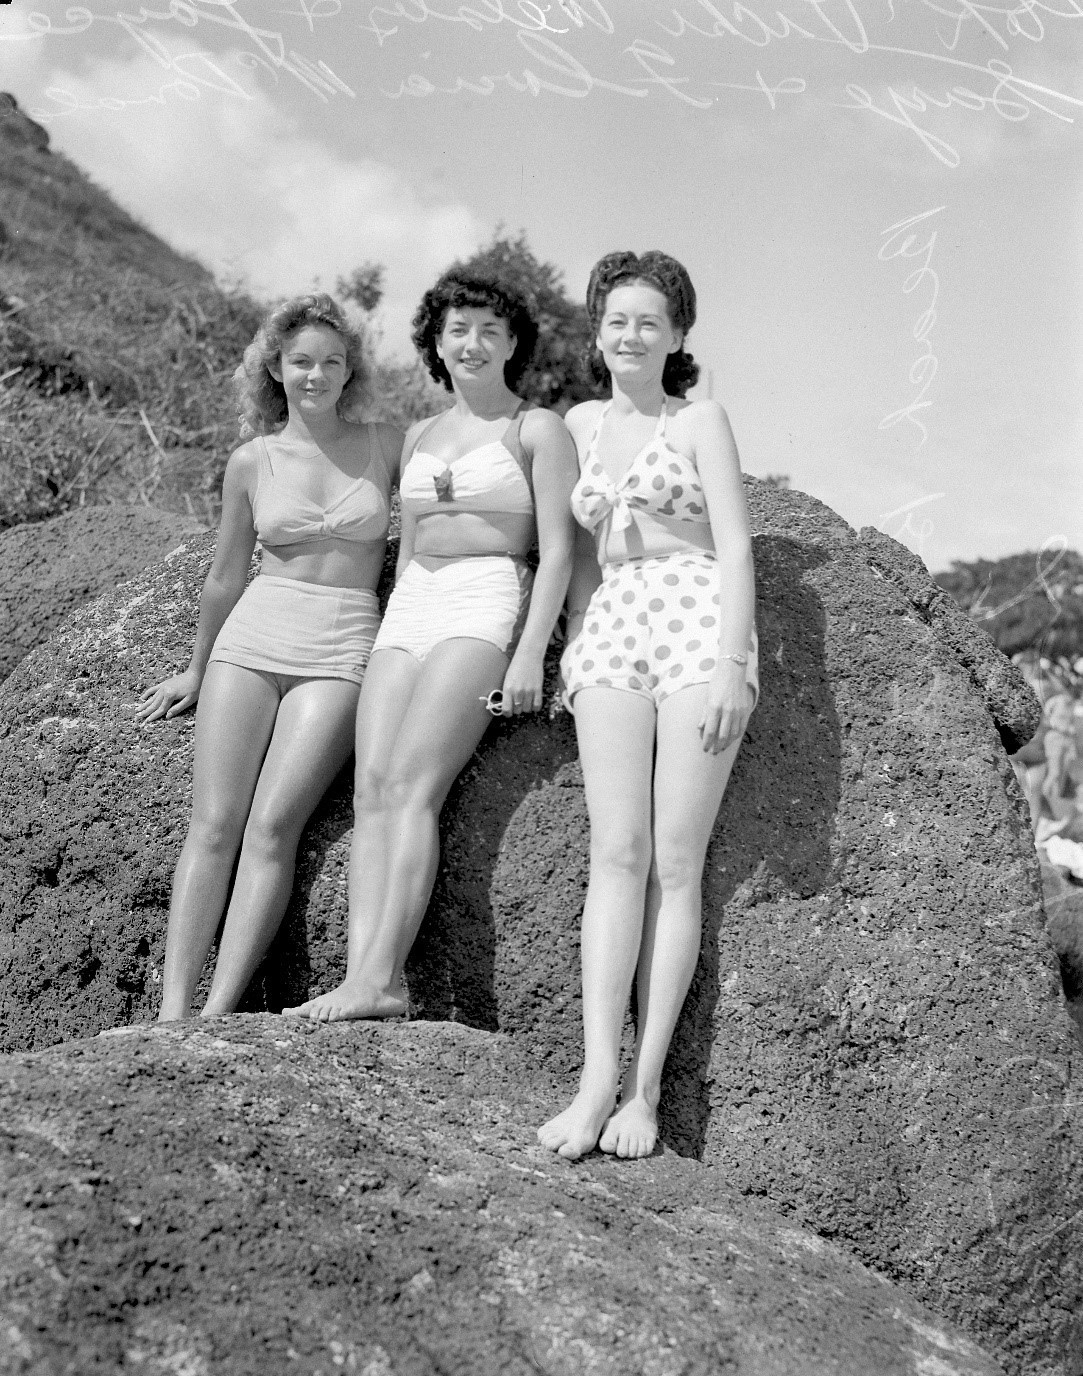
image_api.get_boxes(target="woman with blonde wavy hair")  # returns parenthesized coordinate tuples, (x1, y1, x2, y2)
(137, 293, 402, 1020)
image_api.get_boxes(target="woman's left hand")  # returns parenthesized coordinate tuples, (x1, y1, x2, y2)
(499, 651, 544, 716)
(699, 661, 753, 754)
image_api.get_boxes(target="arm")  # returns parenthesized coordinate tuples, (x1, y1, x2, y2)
(135, 444, 259, 723)
(394, 421, 423, 583)
(563, 522, 602, 646)
(501, 409, 579, 714)
(559, 402, 602, 647)
(688, 401, 757, 754)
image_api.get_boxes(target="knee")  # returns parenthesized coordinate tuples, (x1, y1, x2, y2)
(187, 807, 245, 857)
(651, 834, 705, 894)
(243, 802, 306, 860)
(590, 827, 652, 883)
(353, 762, 392, 815)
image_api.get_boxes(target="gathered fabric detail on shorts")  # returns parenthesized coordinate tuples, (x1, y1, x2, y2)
(561, 551, 759, 710)
(371, 555, 532, 662)
(208, 575, 380, 686)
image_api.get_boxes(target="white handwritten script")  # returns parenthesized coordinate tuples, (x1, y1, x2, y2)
(4, 0, 1083, 168)
(877, 492, 945, 559)
(878, 207, 944, 450)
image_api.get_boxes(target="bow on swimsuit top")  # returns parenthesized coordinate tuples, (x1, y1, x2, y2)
(399, 405, 534, 517)
(570, 399, 712, 541)
(250, 429, 390, 548)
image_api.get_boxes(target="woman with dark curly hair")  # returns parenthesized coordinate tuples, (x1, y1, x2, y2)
(138, 294, 402, 1020)
(538, 251, 759, 1159)
(286, 268, 577, 1022)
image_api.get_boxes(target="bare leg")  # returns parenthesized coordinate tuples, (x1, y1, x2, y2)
(537, 688, 656, 1160)
(599, 684, 744, 1158)
(199, 676, 360, 1016)
(158, 663, 280, 1021)
(345, 649, 422, 977)
(284, 638, 508, 1022)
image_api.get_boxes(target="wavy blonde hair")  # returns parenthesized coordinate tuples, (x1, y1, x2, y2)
(233, 294, 369, 437)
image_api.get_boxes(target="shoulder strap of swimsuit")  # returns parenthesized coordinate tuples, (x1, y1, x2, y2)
(366, 421, 390, 488)
(256, 433, 274, 477)
(408, 409, 453, 460)
(501, 401, 534, 499)
(655, 396, 669, 438)
(585, 401, 612, 467)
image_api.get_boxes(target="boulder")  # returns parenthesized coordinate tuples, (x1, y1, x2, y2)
(0, 1016, 1006, 1376)
(0, 504, 204, 680)
(0, 481, 1079, 1375)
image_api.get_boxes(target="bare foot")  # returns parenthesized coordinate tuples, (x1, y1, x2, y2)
(598, 1096, 659, 1158)
(537, 1082, 616, 1161)
(281, 980, 407, 1023)
(157, 1006, 193, 1023)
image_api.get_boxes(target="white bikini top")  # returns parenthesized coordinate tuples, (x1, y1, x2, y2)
(399, 405, 534, 517)
(250, 429, 391, 548)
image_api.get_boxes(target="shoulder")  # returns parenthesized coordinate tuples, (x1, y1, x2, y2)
(404, 411, 445, 449)
(563, 399, 605, 445)
(367, 419, 405, 460)
(519, 405, 572, 447)
(371, 420, 404, 444)
(671, 397, 728, 427)
(673, 398, 737, 455)
(223, 438, 261, 489)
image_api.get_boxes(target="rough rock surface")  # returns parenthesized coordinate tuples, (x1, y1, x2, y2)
(0, 504, 203, 681)
(0, 1017, 1006, 1376)
(0, 481, 1078, 1375)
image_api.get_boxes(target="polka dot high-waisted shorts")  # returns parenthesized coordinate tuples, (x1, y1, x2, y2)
(560, 551, 759, 710)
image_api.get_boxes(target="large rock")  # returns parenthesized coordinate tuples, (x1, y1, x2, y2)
(0, 481, 1078, 1376)
(0, 504, 203, 680)
(0, 1016, 1006, 1376)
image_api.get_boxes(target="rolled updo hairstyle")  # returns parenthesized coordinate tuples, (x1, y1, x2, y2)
(412, 268, 539, 392)
(233, 293, 369, 437)
(586, 250, 700, 398)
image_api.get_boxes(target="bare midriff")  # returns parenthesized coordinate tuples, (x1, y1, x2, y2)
(596, 511, 716, 567)
(260, 536, 386, 590)
(411, 509, 535, 567)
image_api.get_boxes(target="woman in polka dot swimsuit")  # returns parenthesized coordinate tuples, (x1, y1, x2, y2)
(538, 251, 758, 1161)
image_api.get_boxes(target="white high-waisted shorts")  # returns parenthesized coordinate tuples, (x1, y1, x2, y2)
(560, 551, 759, 709)
(208, 575, 380, 687)
(371, 555, 532, 661)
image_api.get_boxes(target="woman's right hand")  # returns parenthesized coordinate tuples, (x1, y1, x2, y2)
(135, 668, 202, 724)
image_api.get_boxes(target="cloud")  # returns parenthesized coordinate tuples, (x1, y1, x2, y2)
(15, 47, 487, 353)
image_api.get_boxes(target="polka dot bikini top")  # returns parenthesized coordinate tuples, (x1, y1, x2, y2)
(570, 398, 711, 540)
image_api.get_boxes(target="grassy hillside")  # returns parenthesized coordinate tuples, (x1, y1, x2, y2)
(0, 93, 264, 525)
(0, 93, 442, 529)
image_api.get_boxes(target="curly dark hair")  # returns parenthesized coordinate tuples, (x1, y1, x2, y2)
(411, 268, 539, 392)
(233, 293, 368, 437)
(585, 250, 700, 398)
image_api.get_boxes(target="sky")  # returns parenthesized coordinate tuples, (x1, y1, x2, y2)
(1, 0, 1081, 574)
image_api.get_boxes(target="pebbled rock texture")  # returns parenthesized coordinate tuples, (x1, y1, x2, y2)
(0, 504, 203, 681)
(0, 480, 1078, 1375)
(0, 1017, 1007, 1376)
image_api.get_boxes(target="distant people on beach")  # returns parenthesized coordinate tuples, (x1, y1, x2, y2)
(1011, 652, 1082, 841)
(537, 250, 758, 1160)
(284, 268, 577, 1022)
(137, 294, 401, 1021)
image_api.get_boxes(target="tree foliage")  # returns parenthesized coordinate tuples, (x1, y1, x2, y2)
(934, 547, 1083, 660)
(336, 262, 385, 314)
(452, 231, 599, 411)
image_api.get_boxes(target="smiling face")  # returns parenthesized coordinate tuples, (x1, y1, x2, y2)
(435, 306, 516, 388)
(270, 324, 351, 418)
(596, 280, 683, 388)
